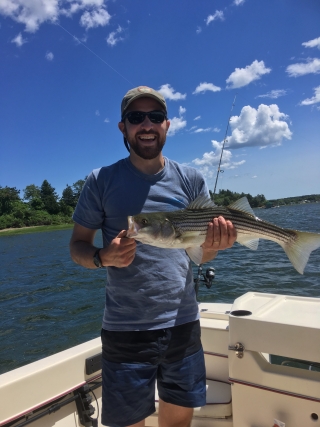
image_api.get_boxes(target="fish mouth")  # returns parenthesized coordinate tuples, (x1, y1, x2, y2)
(127, 216, 139, 238)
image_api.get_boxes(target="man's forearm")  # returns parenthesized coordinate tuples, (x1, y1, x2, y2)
(70, 240, 100, 269)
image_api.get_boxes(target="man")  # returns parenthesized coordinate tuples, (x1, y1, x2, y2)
(70, 86, 237, 427)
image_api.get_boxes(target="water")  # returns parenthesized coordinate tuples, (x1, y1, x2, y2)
(0, 203, 320, 375)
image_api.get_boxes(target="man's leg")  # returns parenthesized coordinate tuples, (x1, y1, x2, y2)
(127, 421, 145, 427)
(101, 329, 159, 427)
(158, 399, 193, 427)
(157, 322, 206, 427)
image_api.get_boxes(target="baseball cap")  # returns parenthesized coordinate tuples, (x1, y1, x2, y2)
(121, 86, 167, 117)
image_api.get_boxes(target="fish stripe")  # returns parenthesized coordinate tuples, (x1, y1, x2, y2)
(167, 208, 297, 244)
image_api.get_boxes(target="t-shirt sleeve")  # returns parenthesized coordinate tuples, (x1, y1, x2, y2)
(72, 170, 105, 230)
(194, 170, 210, 199)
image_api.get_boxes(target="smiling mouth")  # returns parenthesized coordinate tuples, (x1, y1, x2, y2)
(138, 135, 156, 141)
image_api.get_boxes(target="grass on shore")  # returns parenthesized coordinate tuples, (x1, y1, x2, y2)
(0, 223, 74, 237)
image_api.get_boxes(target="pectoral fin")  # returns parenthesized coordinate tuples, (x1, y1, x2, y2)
(236, 235, 259, 250)
(186, 246, 203, 265)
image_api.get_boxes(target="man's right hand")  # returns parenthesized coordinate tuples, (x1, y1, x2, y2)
(70, 224, 137, 269)
(100, 230, 137, 268)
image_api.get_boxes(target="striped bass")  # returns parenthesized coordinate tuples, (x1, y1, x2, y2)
(127, 196, 320, 274)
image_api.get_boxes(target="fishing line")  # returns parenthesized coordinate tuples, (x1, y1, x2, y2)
(195, 95, 237, 299)
(213, 93, 237, 195)
(57, 23, 134, 85)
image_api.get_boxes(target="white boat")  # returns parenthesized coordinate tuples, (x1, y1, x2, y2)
(1, 291, 320, 427)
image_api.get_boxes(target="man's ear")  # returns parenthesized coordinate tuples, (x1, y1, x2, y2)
(118, 121, 125, 135)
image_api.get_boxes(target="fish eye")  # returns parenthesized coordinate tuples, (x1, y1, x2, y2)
(141, 218, 148, 225)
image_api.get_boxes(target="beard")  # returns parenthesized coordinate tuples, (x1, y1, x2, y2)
(125, 130, 166, 160)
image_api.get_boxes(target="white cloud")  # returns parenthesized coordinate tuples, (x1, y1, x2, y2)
(194, 128, 212, 133)
(226, 60, 271, 89)
(179, 106, 186, 115)
(106, 25, 124, 46)
(257, 89, 287, 99)
(206, 10, 224, 25)
(158, 84, 187, 101)
(302, 37, 320, 50)
(0, 0, 59, 32)
(104, 118, 110, 123)
(45, 51, 54, 61)
(167, 117, 187, 136)
(193, 82, 221, 94)
(167, 106, 187, 136)
(189, 124, 219, 134)
(286, 58, 320, 77)
(80, 7, 111, 30)
(0, 0, 110, 33)
(196, 26, 202, 34)
(194, 116, 201, 121)
(192, 140, 246, 179)
(95, 110, 100, 116)
(11, 32, 26, 47)
(234, 0, 245, 5)
(300, 86, 320, 106)
(226, 104, 292, 149)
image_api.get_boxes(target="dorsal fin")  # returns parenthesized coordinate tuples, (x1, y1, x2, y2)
(228, 197, 256, 217)
(187, 195, 216, 210)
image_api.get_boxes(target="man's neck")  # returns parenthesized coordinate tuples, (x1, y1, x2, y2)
(129, 152, 165, 175)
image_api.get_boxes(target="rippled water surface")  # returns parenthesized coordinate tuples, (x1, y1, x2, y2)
(1, 203, 320, 374)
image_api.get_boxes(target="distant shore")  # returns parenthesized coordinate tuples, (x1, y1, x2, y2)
(0, 224, 74, 236)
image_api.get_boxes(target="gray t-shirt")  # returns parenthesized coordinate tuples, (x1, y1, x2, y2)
(73, 157, 208, 331)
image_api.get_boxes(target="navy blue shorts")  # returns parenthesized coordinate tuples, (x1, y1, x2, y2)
(101, 320, 206, 427)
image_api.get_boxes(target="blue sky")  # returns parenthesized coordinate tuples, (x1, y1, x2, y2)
(1, 0, 319, 200)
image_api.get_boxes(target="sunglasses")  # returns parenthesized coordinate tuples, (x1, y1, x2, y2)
(123, 110, 167, 125)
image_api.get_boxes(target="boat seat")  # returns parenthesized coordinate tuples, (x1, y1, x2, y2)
(155, 379, 232, 418)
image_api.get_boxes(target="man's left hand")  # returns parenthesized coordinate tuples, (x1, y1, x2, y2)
(201, 217, 237, 263)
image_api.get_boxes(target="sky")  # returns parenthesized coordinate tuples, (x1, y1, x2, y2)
(1, 0, 319, 201)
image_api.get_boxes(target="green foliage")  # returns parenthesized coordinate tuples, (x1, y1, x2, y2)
(0, 214, 24, 229)
(61, 185, 76, 208)
(40, 180, 60, 215)
(210, 189, 266, 208)
(23, 184, 41, 201)
(0, 177, 89, 229)
(268, 194, 320, 206)
(72, 179, 86, 201)
(59, 201, 74, 216)
(0, 186, 21, 215)
(24, 184, 44, 210)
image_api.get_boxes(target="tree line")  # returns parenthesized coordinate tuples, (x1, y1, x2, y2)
(1, 181, 318, 230)
(209, 189, 266, 208)
(267, 194, 320, 206)
(210, 189, 320, 208)
(0, 179, 86, 230)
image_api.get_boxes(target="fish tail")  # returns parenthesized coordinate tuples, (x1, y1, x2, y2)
(280, 230, 320, 274)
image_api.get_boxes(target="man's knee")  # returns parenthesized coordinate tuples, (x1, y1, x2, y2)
(158, 399, 193, 427)
(126, 420, 145, 427)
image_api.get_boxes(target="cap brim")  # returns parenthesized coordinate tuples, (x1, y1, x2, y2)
(123, 94, 167, 115)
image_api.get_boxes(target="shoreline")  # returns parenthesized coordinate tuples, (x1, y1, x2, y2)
(0, 223, 74, 236)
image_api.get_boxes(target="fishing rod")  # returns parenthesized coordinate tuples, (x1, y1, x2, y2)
(213, 93, 237, 195)
(195, 94, 237, 298)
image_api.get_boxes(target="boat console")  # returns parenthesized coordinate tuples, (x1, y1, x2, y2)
(1, 292, 319, 427)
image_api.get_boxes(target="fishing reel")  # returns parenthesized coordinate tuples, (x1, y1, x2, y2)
(194, 265, 215, 298)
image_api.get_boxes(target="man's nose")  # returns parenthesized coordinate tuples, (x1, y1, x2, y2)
(139, 115, 153, 129)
